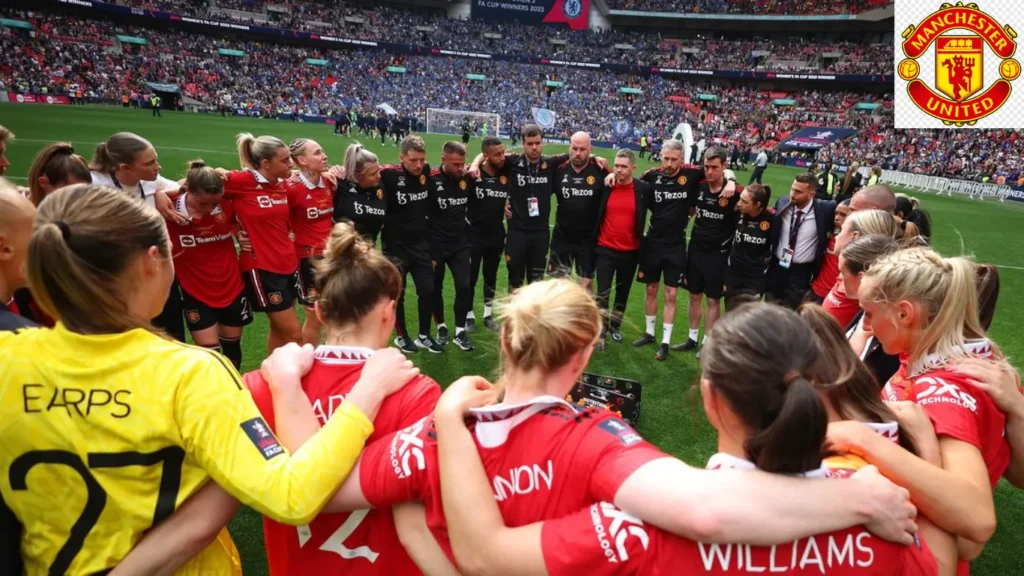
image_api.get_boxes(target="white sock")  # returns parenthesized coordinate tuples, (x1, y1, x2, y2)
(467, 310, 475, 320)
(663, 323, 674, 345)
(701, 334, 708, 346)
(689, 328, 699, 342)
(456, 327, 464, 336)
(645, 315, 656, 336)
(438, 323, 447, 331)
(419, 333, 428, 340)
(484, 305, 492, 317)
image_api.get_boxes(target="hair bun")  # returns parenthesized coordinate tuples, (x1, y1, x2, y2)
(188, 159, 207, 170)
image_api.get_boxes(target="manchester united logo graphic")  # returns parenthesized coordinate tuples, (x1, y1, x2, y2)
(376, 188, 384, 200)
(499, 176, 508, 185)
(718, 197, 729, 208)
(586, 175, 596, 185)
(677, 176, 688, 186)
(637, 271, 645, 279)
(214, 212, 227, 223)
(432, 260, 438, 270)
(541, 162, 547, 170)
(459, 180, 467, 190)
(419, 174, 427, 185)
(505, 254, 512, 263)
(268, 292, 283, 305)
(308, 289, 318, 299)
(760, 220, 771, 231)
(186, 310, 200, 324)
(898, 2, 1019, 126)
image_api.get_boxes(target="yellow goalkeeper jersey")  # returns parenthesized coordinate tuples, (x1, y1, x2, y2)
(0, 324, 374, 575)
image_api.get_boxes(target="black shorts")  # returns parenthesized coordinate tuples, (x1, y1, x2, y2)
(685, 247, 729, 299)
(637, 240, 686, 287)
(724, 267, 767, 300)
(243, 268, 300, 313)
(548, 231, 595, 279)
(182, 286, 254, 332)
(297, 256, 324, 307)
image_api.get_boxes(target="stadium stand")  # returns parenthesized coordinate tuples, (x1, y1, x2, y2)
(605, 0, 890, 15)
(1, 3, 1019, 184)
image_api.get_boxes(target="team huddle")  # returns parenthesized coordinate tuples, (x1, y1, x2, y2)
(0, 122, 1022, 576)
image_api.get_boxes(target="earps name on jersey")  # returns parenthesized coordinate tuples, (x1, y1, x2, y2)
(590, 502, 649, 563)
(390, 417, 428, 478)
(915, 376, 979, 413)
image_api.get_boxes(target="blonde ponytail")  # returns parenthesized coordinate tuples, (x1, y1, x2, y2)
(861, 247, 996, 371)
(29, 185, 169, 335)
(344, 143, 379, 184)
(497, 279, 602, 375)
(236, 132, 286, 170)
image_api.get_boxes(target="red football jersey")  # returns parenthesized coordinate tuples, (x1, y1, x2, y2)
(823, 279, 860, 329)
(811, 234, 840, 298)
(358, 397, 667, 563)
(244, 345, 441, 576)
(225, 169, 298, 275)
(287, 172, 336, 258)
(167, 194, 244, 308)
(541, 453, 937, 576)
(882, 340, 1010, 488)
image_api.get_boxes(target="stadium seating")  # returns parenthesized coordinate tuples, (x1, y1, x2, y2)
(604, 0, 890, 15)
(114, 0, 889, 74)
(2, 5, 1019, 184)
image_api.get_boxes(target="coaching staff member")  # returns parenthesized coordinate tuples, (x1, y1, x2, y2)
(678, 146, 740, 353)
(429, 141, 475, 352)
(724, 183, 774, 311)
(593, 149, 649, 349)
(767, 172, 837, 309)
(548, 131, 607, 291)
(468, 125, 570, 291)
(380, 135, 442, 354)
(465, 137, 509, 333)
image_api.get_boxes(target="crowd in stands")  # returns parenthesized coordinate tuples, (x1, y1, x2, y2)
(3, 4, 1018, 184)
(113, 0, 888, 74)
(607, 0, 889, 15)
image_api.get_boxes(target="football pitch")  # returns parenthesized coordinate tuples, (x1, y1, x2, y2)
(3, 104, 1022, 574)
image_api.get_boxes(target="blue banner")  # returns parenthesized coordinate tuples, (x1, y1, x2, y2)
(612, 118, 632, 141)
(777, 127, 859, 150)
(531, 107, 557, 130)
(50, 0, 891, 85)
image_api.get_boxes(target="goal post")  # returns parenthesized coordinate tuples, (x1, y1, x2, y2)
(426, 108, 501, 139)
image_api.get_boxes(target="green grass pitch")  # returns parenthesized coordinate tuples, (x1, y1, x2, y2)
(3, 104, 1023, 575)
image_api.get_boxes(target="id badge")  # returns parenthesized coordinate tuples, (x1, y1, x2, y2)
(528, 197, 540, 218)
(780, 248, 794, 269)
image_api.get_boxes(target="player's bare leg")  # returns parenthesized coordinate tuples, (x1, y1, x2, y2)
(658, 285, 678, 360)
(633, 283, 660, 348)
(673, 292, 703, 352)
(301, 306, 323, 346)
(267, 309, 302, 355)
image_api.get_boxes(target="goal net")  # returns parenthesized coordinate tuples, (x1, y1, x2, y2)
(426, 108, 501, 138)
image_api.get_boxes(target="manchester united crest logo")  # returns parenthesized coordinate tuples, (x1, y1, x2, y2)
(586, 176, 596, 185)
(499, 176, 508, 185)
(677, 176, 688, 186)
(541, 162, 547, 170)
(459, 180, 467, 190)
(718, 197, 729, 208)
(307, 288, 318, 299)
(186, 310, 200, 324)
(376, 188, 384, 200)
(637, 271, 645, 279)
(214, 212, 227, 223)
(505, 254, 512, 263)
(419, 174, 427, 185)
(898, 2, 1019, 126)
(760, 220, 770, 231)
(268, 292, 283, 305)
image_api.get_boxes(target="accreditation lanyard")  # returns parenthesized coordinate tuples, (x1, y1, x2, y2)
(111, 173, 145, 199)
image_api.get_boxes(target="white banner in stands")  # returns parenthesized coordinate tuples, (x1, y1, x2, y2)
(671, 123, 704, 164)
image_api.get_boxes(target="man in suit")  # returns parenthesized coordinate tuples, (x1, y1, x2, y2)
(593, 149, 651, 349)
(767, 172, 836, 309)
